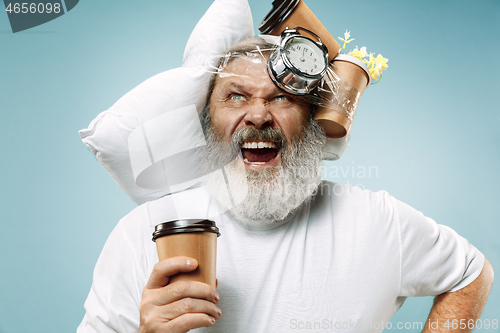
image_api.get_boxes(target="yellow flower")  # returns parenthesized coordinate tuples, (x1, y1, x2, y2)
(348, 48, 362, 60)
(338, 30, 355, 54)
(374, 54, 389, 71)
(338, 30, 354, 43)
(369, 67, 379, 81)
(367, 54, 389, 84)
(368, 53, 375, 65)
(347, 46, 368, 61)
(359, 47, 368, 58)
(339, 29, 389, 84)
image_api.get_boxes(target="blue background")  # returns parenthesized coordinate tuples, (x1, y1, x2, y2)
(0, 0, 498, 332)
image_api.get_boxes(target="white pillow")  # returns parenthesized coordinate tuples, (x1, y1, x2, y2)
(183, 0, 253, 69)
(79, 0, 254, 205)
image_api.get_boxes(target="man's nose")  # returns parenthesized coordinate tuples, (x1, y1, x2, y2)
(243, 98, 273, 129)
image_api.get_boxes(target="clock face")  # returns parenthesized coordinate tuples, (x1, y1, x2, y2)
(284, 36, 325, 76)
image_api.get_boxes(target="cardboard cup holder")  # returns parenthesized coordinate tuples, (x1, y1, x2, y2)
(153, 219, 219, 289)
(314, 55, 370, 138)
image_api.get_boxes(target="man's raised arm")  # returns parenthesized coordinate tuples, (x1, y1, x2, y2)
(423, 258, 494, 333)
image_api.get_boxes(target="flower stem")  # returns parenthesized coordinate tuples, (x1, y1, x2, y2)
(371, 74, 383, 85)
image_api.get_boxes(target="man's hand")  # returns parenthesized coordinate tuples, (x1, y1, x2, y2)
(139, 256, 222, 333)
(422, 258, 494, 333)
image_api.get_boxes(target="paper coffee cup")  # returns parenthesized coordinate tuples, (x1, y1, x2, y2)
(314, 54, 370, 139)
(259, 0, 341, 61)
(152, 219, 220, 289)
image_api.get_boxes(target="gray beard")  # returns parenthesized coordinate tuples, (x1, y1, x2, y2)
(201, 111, 326, 229)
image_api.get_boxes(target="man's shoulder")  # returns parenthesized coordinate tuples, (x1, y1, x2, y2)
(306, 181, 404, 237)
(118, 201, 150, 227)
(105, 196, 174, 258)
(106, 201, 152, 245)
(312, 180, 399, 218)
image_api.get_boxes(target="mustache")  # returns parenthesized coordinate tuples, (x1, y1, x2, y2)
(201, 124, 289, 174)
(231, 127, 287, 150)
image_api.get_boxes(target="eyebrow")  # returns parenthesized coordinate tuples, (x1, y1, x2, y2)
(224, 82, 247, 93)
(220, 80, 285, 97)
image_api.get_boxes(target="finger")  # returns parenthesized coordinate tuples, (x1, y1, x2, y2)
(166, 313, 216, 333)
(146, 257, 198, 289)
(165, 298, 222, 321)
(216, 278, 218, 288)
(160, 280, 219, 306)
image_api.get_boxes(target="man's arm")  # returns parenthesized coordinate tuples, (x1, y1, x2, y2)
(422, 258, 494, 333)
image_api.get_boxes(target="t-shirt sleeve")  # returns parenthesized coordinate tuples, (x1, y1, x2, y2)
(77, 212, 151, 333)
(396, 198, 485, 297)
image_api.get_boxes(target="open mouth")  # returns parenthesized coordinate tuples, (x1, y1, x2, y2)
(240, 141, 280, 165)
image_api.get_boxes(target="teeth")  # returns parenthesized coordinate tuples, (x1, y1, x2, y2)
(241, 141, 277, 149)
(243, 158, 266, 164)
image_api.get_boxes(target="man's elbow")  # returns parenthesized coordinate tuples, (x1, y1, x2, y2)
(463, 257, 495, 311)
(482, 257, 494, 294)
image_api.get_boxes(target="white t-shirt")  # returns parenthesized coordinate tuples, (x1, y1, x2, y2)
(78, 181, 484, 333)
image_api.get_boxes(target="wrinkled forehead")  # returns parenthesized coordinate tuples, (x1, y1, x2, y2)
(206, 38, 278, 96)
(217, 42, 273, 71)
(217, 55, 269, 81)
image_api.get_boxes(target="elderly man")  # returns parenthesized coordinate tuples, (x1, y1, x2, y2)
(78, 38, 493, 333)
